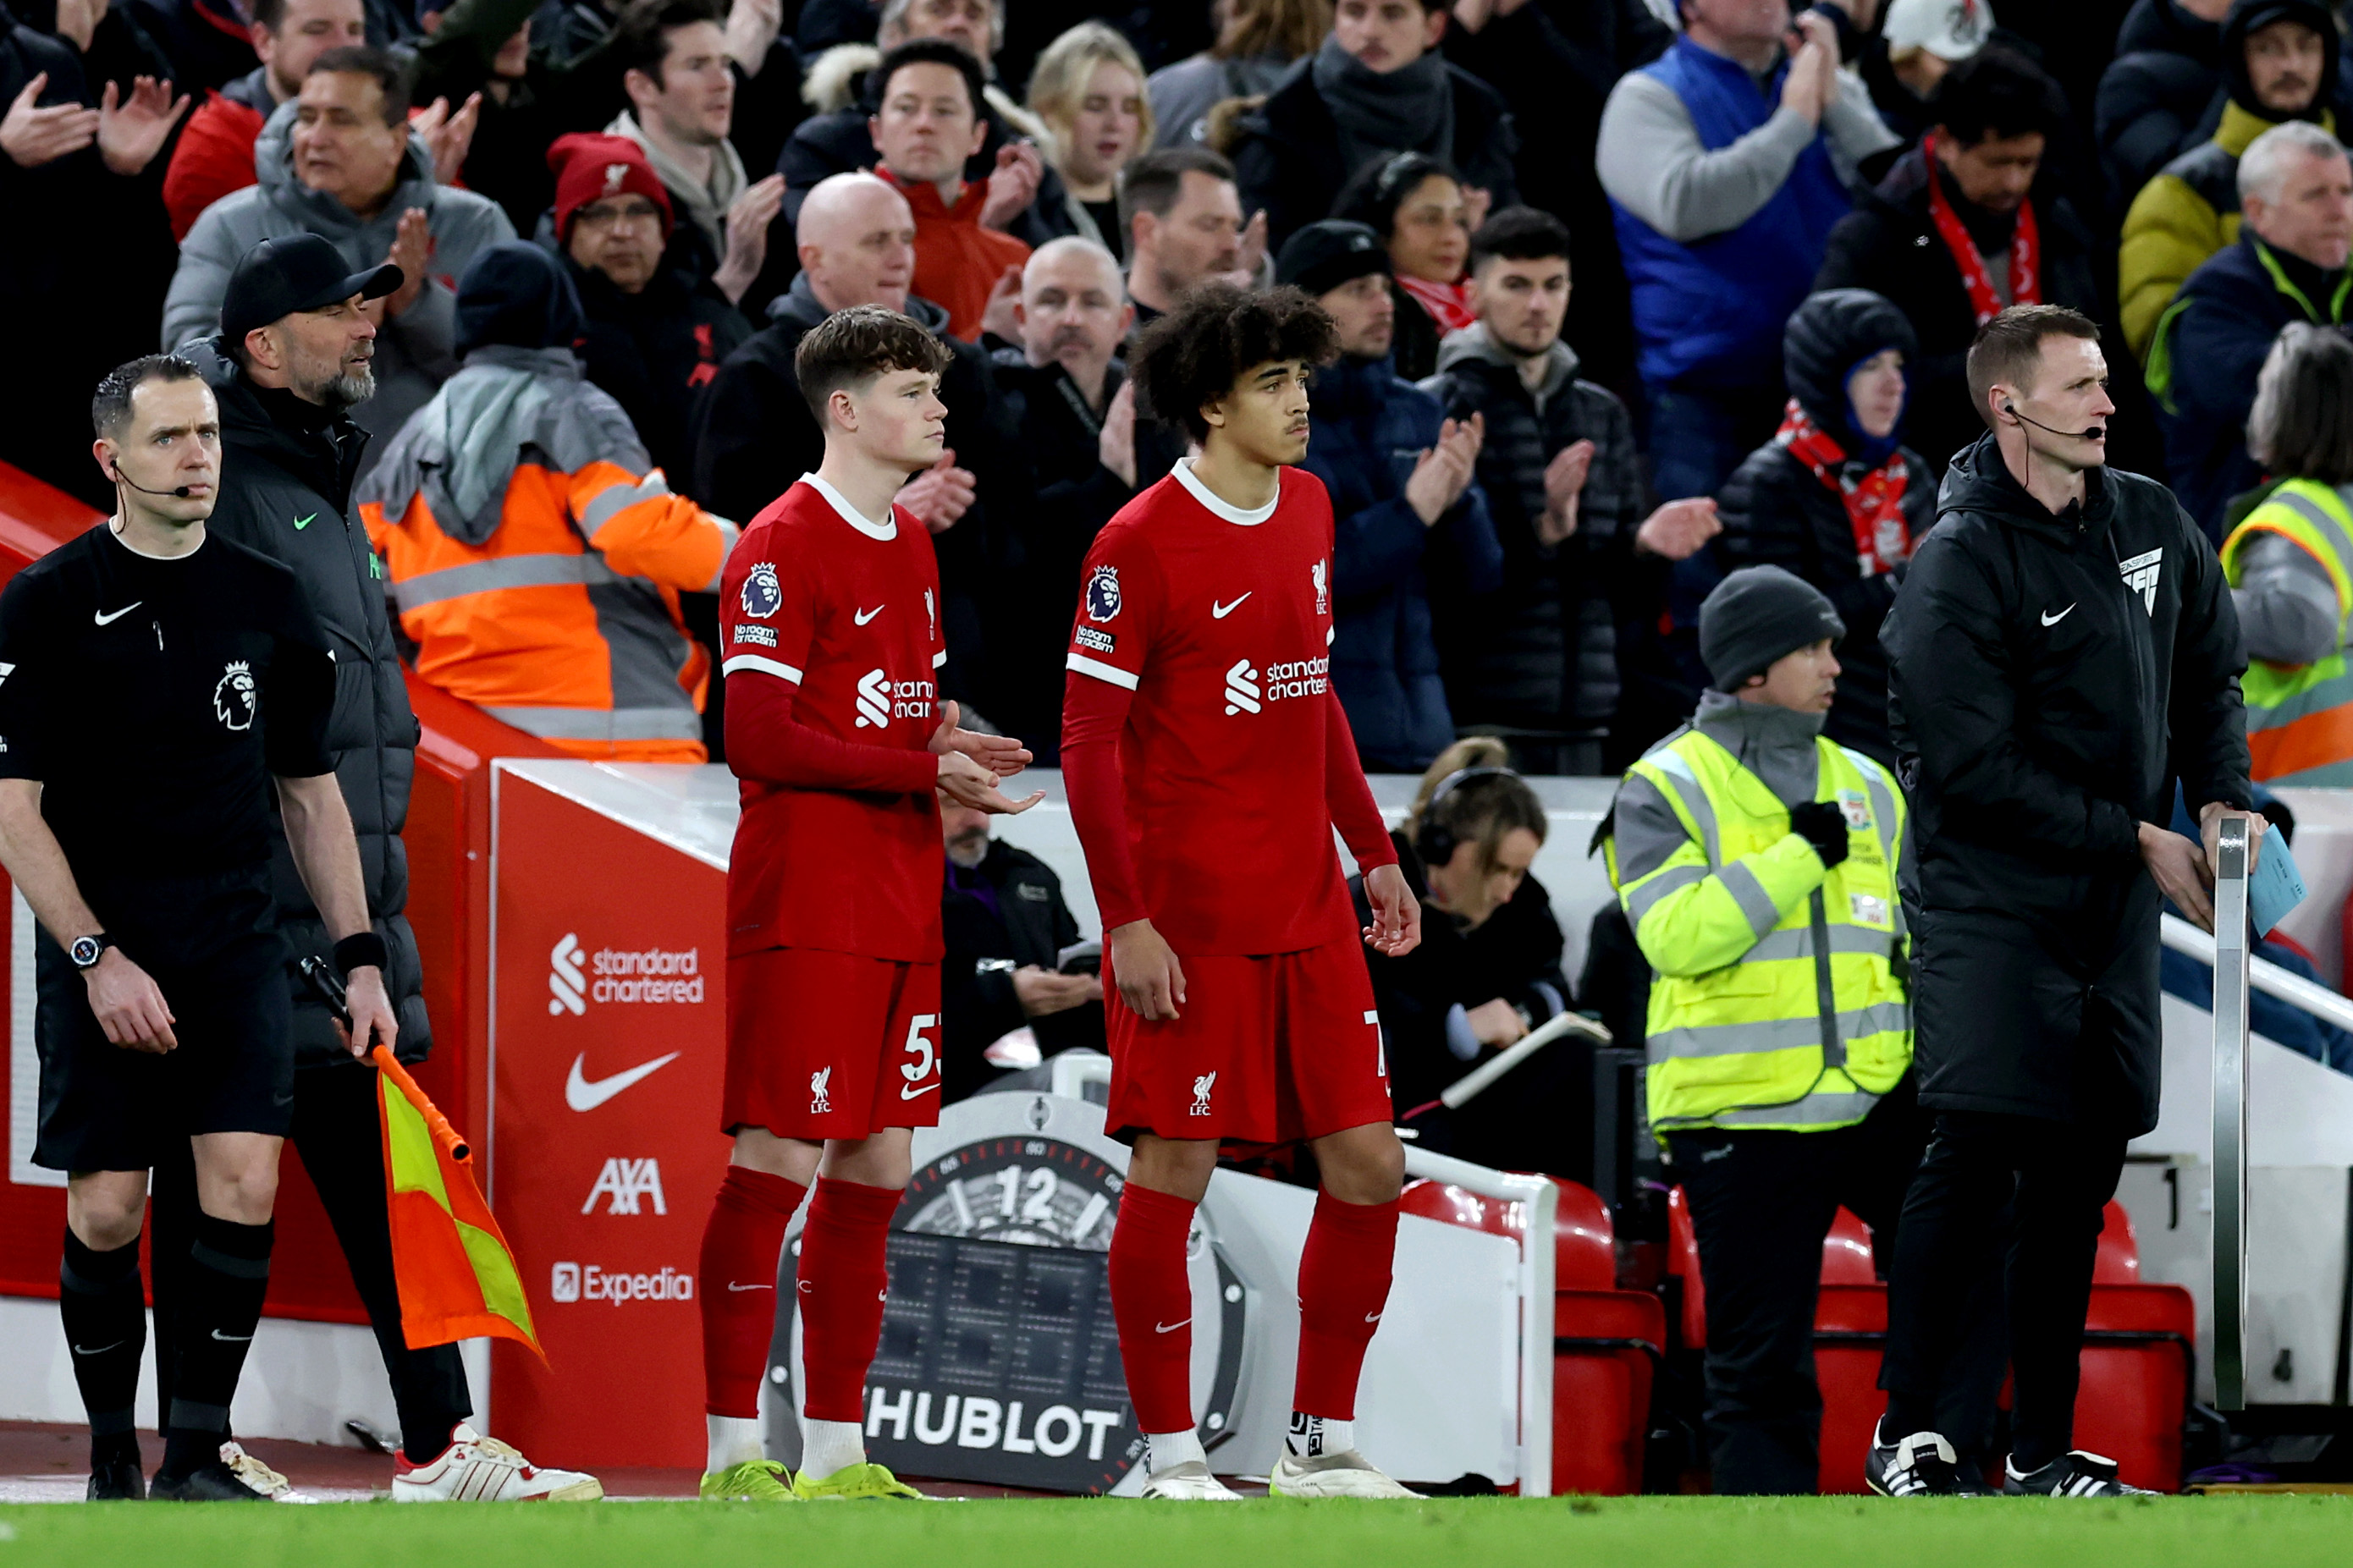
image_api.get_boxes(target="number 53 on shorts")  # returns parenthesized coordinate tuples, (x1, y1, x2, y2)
(722, 949, 945, 1138)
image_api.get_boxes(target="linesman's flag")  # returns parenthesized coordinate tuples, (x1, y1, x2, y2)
(372, 1045, 546, 1360)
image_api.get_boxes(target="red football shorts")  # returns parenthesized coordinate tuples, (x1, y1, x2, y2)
(1104, 936, 1391, 1146)
(724, 947, 943, 1140)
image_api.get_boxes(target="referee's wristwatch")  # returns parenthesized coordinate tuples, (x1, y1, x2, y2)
(69, 934, 113, 971)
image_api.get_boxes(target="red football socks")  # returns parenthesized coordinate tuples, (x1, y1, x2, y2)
(796, 1176, 903, 1423)
(1292, 1190, 1400, 1420)
(698, 1166, 807, 1418)
(1108, 1182, 1199, 1434)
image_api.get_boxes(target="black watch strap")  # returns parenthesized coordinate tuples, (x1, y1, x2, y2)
(69, 933, 113, 971)
(334, 932, 388, 975)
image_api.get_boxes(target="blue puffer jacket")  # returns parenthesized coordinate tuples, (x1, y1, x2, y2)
(1302, 355, 1504, 773)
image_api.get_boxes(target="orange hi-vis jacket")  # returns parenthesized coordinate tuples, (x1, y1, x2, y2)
(359, 349, 736, 760)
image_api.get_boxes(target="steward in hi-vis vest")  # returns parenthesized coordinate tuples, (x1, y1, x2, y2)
(2222, 476, 2353, 784)
(1603, 565, 1991, 1498)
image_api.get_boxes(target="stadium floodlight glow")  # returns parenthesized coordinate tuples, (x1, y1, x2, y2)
(2212, 815, 2252, 1413)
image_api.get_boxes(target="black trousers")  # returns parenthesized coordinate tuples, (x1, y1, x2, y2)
(1881, 1109, 2128, 1472)
(1667, 1079, 2003, 1494)
(153, 1059, 471, 1452)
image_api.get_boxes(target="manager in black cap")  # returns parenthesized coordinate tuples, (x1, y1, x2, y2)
(148, 235, 585, 1499)
(1279, 218, 1497, 772)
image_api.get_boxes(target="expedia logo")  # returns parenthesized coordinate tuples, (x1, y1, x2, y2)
(856, 668, 936, 729)
(548, 1261, 693, 1304)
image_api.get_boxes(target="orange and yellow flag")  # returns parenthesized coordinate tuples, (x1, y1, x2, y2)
(373, 1046, 545, 1360)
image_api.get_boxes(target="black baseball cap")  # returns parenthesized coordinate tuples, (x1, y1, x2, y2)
(220, 234, 402, 345)
(1276, 220, 1391, 297)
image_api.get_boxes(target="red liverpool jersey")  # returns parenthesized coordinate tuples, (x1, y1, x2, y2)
(1063, 459, 1386, 955)
(722, 475, 947, 960)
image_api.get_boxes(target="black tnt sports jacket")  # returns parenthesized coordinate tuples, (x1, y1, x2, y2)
(1882, 433, 2250, 1132)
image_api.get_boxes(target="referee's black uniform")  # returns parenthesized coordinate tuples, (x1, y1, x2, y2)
(1, 523, 336, 1471)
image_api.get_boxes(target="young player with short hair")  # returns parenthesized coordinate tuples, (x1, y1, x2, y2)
(696, 305, 1042, 1503)
(1061, 283, 1425, 1500)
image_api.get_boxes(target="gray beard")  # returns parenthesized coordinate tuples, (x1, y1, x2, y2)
(310, 366, 376, 413)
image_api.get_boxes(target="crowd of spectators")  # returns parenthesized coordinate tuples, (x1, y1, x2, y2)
(11, 0, 2353, 1105)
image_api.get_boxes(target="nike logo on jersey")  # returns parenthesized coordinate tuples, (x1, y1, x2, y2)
(1211, 593, 1251, 619)
(726, 1282, 772, 1292)
(854, 605, 884, 625)
(564, 1050, 682, 1111)
(2041, 604, 2076, 627)
(294, 513, 317, 531)
(1154, 1319, 1191, 1334)
(94, 603, 142, 626)
(899, 1080, 940, 1101)
(211, 1329, 253, 1343)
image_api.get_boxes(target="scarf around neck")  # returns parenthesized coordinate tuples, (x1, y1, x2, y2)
(1398, 274, 1477, 334)
(1777, 399, 1912, 577)
(1311, 34, 1454, 173)
(1924, 131, 2039, 327)
(609, 110, 747, 259)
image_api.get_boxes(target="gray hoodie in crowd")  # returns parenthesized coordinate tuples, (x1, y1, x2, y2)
(161, 99, 516, 474)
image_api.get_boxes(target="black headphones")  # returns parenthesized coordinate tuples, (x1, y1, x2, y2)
(1414, 766, 1513, 867)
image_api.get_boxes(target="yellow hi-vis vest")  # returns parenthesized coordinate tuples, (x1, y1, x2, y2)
(2219, 478, 2353, 786)
(1611, 728, 1911, 1135)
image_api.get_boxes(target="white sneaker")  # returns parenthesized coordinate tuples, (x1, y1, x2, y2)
(1138, 1460, 1245, 1499)
(1269, 1450, 1421, 1499)
(391, 1425, 603, 1502)
(220, 1441, 312, 1503)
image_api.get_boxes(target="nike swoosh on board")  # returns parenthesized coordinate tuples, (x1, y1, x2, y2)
(726, 1282, 772, 1292)
(565, 1050, 684, 1111)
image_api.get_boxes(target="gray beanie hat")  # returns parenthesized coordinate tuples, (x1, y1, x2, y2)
(1699, 566, 1847, 691)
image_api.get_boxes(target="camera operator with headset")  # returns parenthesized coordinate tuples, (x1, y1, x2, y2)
(1351, 738, 1574, 1174)
(1601, 564, 1997, 1496)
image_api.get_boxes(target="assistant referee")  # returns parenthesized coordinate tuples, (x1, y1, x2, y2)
(0, 355, 397, 1501)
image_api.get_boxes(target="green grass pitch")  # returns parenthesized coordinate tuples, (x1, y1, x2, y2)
(5, 1495, 2353, 1568)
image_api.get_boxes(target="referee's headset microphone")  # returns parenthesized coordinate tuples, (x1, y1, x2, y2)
(108, 462, 196, 499)
(2003, 401, 2107, 442)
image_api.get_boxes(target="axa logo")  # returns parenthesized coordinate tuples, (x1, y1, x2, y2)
(2121, 547, 2163, 616)
(549, 933, 587, 1015)
(1223, 659, 1261, 716)
(1190, 1070, 1216, 1117)
(857, 668, 892, 728)
(582, 1157, 667, 1215)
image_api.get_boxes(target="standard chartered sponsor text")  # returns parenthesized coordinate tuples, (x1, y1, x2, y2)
(589, 942, 705, 1004)
(1260, 657, 1329, 701)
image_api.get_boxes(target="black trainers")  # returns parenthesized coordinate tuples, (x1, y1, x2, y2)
(85, 1458, 146, 1500)
(2003, 1450, 2156, 1497)
(150, 1460, 274, 1501)
(1865, 1422, 1965, 1497)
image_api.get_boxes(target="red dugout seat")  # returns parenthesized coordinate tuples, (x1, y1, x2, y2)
(1400, 1176, 1665, 1494)
(2077, 1200, 2193, 1492)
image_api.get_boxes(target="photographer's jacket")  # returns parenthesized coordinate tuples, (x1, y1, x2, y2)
(1883, 433, 2251, 1131)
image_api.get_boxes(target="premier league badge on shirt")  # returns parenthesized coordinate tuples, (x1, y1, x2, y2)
(741, 560, 783, 619)
(1086, 564, 1121, 622)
